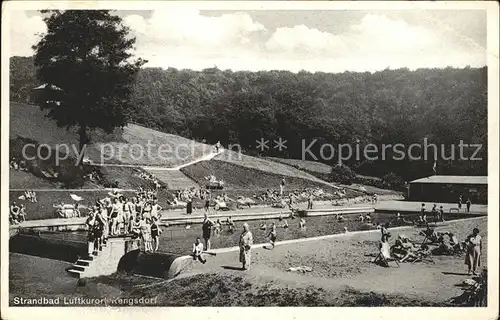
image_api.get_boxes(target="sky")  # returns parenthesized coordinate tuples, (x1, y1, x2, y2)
(9, 9, 487, 73)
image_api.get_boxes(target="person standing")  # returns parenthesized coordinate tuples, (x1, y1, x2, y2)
(458, 195, 463, 212)
(204, 191, 211, 213)
(431, 204, 438, 222)
(439, 205, 445, 222)
(466, 198, 472, 213)
(202, 213, 214, 251)
(110, 198, 120, 236)
(268, 222, 277, 249)
(151, 217, 162, 252)
(307, 193, 314, 210)
(280, 178, 286, 196)
(465, 228, 482, 275)
(239, 223, 254, 270)
(85, 211, 97, 259)
(215, 141, 221, 153)
(186, 194, 193, 215)
(151, 199, 162, 221)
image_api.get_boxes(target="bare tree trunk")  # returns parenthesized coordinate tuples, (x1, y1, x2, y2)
(78, 125, 89, 167)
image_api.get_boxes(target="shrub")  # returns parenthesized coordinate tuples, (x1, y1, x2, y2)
(329, 164, 356, 185)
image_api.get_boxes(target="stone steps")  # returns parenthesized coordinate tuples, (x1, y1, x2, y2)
(144, 169, 199, 190)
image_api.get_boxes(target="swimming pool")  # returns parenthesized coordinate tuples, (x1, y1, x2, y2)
(35, 211, 474, 255)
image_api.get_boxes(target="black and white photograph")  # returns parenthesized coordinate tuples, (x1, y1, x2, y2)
(1, 1, 498, 317)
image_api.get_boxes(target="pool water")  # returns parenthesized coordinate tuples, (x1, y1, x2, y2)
(37, 212, 473, 255)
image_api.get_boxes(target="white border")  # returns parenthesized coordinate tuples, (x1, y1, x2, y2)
(1, 2, 499, 320)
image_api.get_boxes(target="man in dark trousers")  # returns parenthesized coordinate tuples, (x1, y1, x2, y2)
(466, 198, 472, 213)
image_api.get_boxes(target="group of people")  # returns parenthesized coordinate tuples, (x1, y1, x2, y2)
(19, 189, 37, 203)
(377, 224, 483, 276)
(83, 189, 165, 257)
(457, 195, 473, 213)
(9, 202, 27, 224)
(135, 171, 163, 190)
(9, 157, 28, 172)
(192, 218, 253, 270)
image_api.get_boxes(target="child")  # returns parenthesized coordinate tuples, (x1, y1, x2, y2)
(299, 218, 306, 229)
(192, 237, 207, 264)
(268, 222, 277, 249)
(282, 219, 289, 229)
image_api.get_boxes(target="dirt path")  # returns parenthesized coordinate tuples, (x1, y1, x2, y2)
(183, 217, 487, 303)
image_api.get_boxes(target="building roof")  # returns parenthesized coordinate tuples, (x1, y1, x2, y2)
(410, 175, 487, 185)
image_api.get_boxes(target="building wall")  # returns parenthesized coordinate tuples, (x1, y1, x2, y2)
(408, 183, 487, 204)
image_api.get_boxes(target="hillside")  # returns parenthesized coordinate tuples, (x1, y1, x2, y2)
(10, 101, 348, 191)
(267, 157, 333, 174)
(10, 102, 214, 167)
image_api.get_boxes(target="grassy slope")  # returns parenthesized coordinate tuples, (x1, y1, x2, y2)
(267, 157, 333, 174)
(181, 159, 357, 198)
(215, 151, 330, 185)
(10, 102, 212, 167)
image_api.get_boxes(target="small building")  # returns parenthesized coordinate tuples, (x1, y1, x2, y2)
(408, 175, 487, 204)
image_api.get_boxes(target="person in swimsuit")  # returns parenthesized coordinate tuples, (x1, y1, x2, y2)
(268, 222, 277, 249)
(150, 217, 162, 252)
(204, 192, 211, 213)
(202, 214, 214, 251)
(465, 228, 482, 275)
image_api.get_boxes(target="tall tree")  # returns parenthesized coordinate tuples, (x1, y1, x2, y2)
(32, 10, 146, 152)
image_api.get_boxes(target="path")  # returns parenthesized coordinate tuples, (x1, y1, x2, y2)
(183, 216, 487, 304)
(86, 149, 223, 170)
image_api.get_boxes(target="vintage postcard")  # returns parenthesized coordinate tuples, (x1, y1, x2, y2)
(1, 1, 498, 320)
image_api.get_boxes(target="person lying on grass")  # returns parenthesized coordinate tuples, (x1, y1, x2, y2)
(399, 244, 432, 263)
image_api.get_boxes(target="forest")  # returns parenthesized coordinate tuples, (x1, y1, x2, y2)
(10, 56, 487, 181)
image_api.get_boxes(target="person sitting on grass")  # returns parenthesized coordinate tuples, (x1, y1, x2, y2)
(365, 212, 372, 223)
(192, 237, 207, 264)
(337, 214, 345, 222)
(259, 223, 267, 230)
(10, 202, 20, 224)
(18, 204, 27, 222)
(419, 226, 439, 243)
(299, 217, 306, 229)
